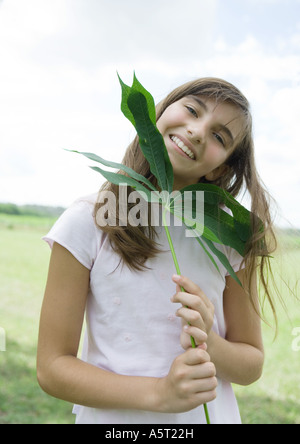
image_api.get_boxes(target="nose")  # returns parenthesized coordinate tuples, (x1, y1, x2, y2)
(187, 123, 206, 145)
(187, 130, 200, 144)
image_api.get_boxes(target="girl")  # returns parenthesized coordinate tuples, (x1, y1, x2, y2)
(37, 77, 276, 424)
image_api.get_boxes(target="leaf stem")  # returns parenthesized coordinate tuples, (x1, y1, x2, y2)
(162, 209, 181, 277)
(162, 208, 210, 424)
(204, 403, 211, 425)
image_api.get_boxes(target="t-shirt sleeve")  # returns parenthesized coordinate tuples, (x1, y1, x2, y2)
(218, 206, 246, 276)
(226, 246, 245, 276)
(43, 198, 103, 270)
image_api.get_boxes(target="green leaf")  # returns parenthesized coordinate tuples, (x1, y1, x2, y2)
(132, 72, 156, 126)
(66, 149, 158, 192)
(168, 200, 242, 285)
(201, 238, 242, 286)
(90, 166, 153, 202)
(204, 204, 246, 256)
(179, 183, 253, 256)
(184, 225, 222, 277)
(118, 72, 157, 127)
(118, 74, 135, 126)
(118, 74, 174, 194)
(127, 90, 174, 194)
(169, 195, 222, 244)
(175, 191, 246, 255)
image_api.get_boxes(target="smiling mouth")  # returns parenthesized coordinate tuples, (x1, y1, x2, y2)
(170, 136, 195, 160)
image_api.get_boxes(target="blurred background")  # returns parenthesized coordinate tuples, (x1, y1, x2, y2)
(0, 0, 299, 424)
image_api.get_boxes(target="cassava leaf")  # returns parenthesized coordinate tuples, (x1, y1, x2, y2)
(201, 238, 243, 286)
(118, 74, 135, 126)
(118, 72, 157, 128)
(90, 166, 153, 202)
(204, 204, 246, 256)
(66, 149, 157, 192)
(169, 201, 242, 285)
(132, 72, 156, 126)
(192, 235, 222, 276)
(180, 183, 252, 227)
(169, 196, 221, 244)
(126, 89, 174, 193)
(181, 218, 240, 285)
(179, 183, 253, 255)
(174, 190, 246, 255)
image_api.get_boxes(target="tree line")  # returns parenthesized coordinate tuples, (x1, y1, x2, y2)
(0, 202, 65, 218)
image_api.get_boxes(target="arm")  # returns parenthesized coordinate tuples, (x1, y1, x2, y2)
(172, 271, 264, 387)
(37, 242, 159, 410)
(208, 270, 264, 386)
(37, 243, 217, 413)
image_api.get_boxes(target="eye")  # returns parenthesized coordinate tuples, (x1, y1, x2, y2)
(213, 132, 225, 147)
(186, 106, 198, 117)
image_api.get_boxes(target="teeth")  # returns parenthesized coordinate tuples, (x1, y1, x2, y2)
(171, 136, 195, 160)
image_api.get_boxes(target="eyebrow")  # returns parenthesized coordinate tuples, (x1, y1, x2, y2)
(188, 95, 235, 147)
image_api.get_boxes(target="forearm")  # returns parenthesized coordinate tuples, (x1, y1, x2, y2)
(207, 331, 264, 386)
(37, 355, 160, 412)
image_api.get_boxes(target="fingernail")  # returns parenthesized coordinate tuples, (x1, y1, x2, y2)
(172, 274, 181, 282)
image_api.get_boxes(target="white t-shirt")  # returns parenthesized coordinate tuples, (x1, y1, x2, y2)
(43, 194, 243, 425)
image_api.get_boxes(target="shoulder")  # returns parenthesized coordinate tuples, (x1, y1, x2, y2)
(50, 193, 98, 238)
(43, 193, 104, 270)
(65, 193, 98, 226)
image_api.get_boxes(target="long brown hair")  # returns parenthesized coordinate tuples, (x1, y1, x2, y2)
(95, 77, 278, 325)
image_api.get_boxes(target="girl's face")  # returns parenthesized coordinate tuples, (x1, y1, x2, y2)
(157, 95, 243, 190)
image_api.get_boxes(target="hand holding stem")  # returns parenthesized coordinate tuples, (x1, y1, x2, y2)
(162, 210, 213, 424)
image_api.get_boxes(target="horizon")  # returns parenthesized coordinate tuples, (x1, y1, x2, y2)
(0, 200, 299, 231)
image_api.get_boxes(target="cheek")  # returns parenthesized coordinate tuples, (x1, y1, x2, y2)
(203, 146, 218, 164)
(204, 145, 228, 167)
(157, 108, 185, 133)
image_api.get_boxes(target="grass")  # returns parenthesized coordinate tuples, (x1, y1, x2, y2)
(0, 214, 299, 424)
(234, 246, 300, 424)
(0, 216, 73, 424)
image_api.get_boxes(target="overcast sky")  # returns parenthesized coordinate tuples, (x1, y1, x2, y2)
(0, 0, 299, 227)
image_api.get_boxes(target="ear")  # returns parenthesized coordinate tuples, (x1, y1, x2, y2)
(205, 164, 230, 182)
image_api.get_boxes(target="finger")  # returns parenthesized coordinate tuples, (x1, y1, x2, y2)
(183, 324, 208, 344)
(189, 362, 217, 381)
(193, 373, 218, 395)
(183, 347, 211, 366)
(172, 274, 200, 294)
(173, 291, 207, 313)
(176, 306, 205, 331)
(194, 388, 217, 404)
(172, 275, 212, 309)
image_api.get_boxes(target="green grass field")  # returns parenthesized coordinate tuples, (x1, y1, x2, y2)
(0, 214, 299, 424)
